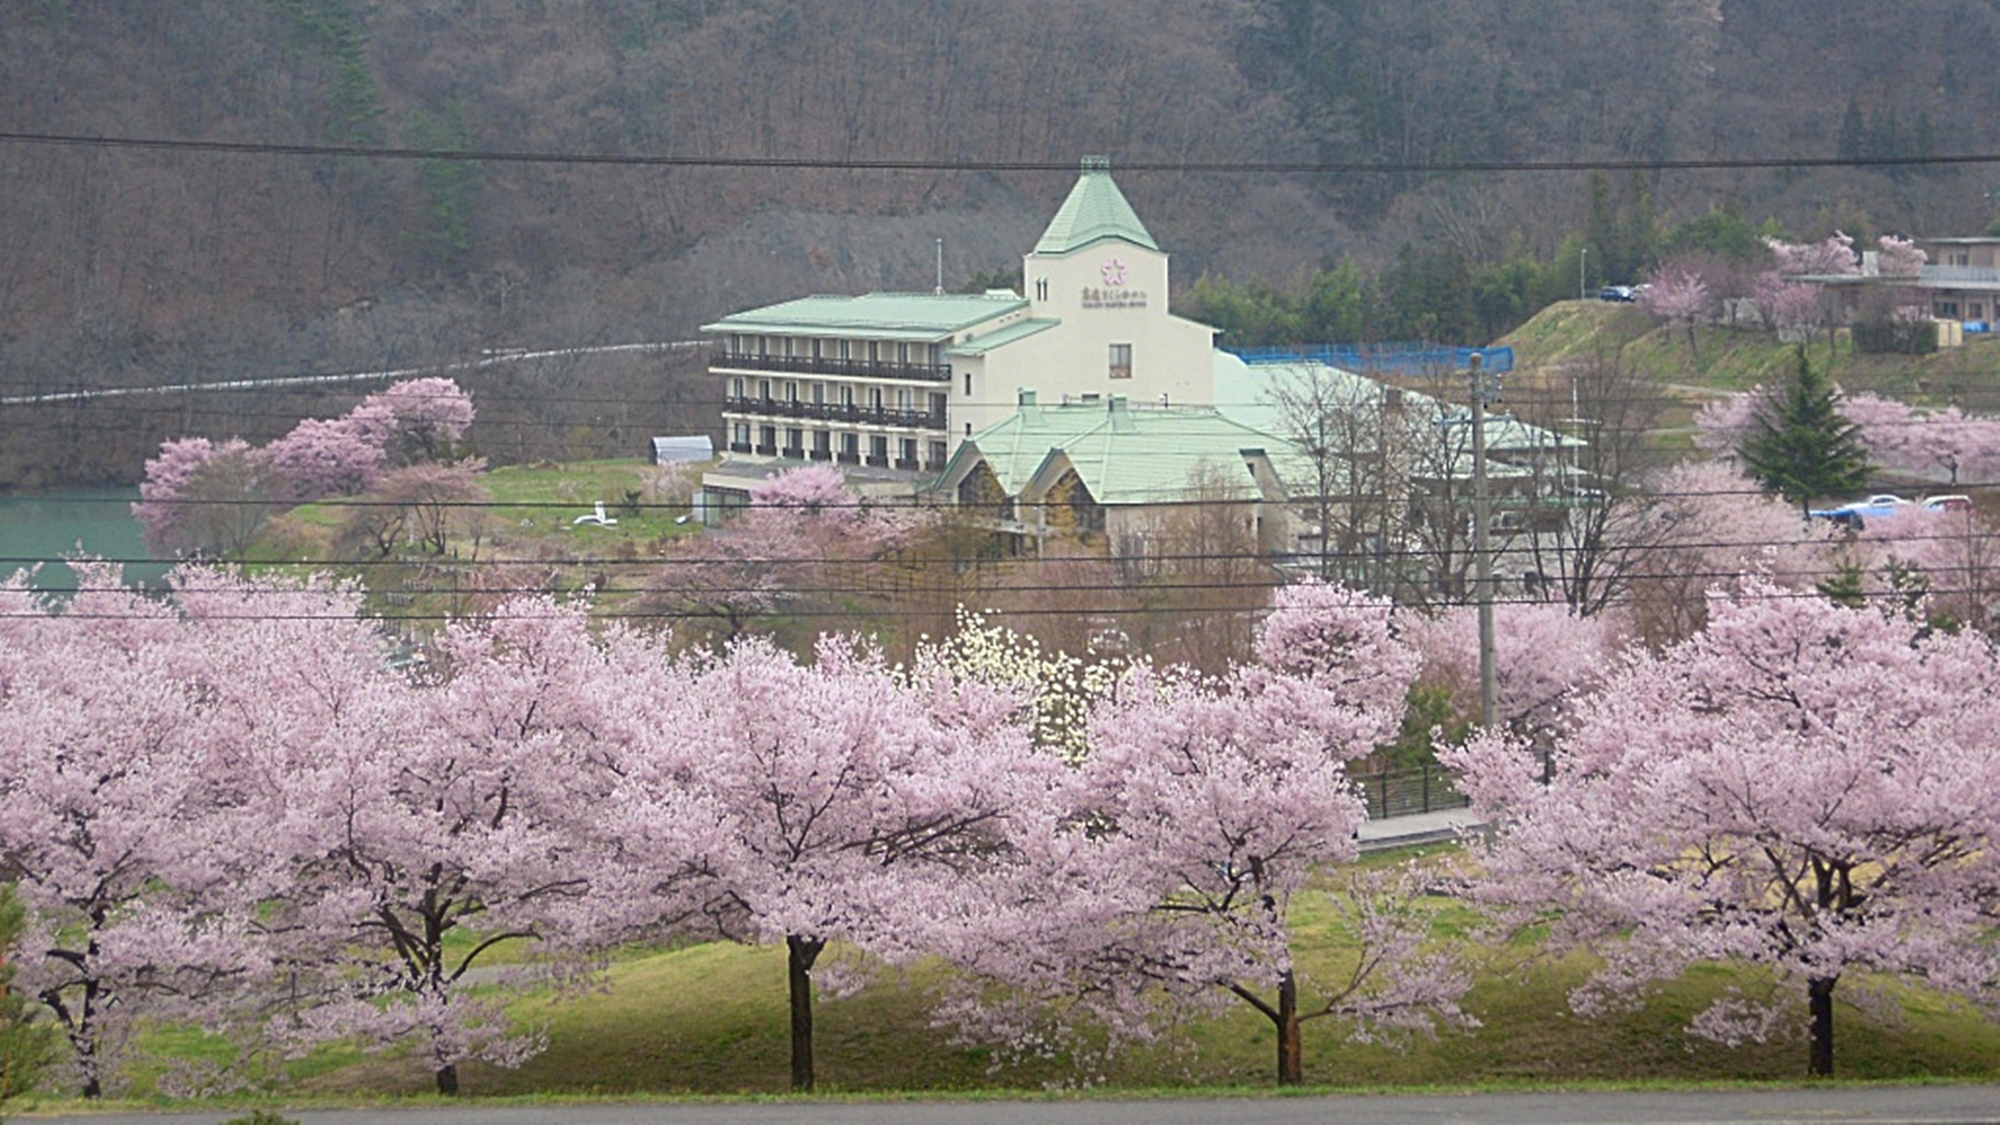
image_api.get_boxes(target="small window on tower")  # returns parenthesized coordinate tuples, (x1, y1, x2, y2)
(1109, 343, 1132, 380)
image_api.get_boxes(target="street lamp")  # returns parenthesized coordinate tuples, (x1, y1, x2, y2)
(1579, 247, 1588, 301)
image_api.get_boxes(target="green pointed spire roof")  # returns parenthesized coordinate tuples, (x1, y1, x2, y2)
(1032, 155, 1159, 256)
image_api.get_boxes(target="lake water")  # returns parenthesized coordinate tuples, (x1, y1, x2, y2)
(0, 488, 169, 591)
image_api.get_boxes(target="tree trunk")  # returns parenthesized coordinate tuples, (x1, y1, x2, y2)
(1276, 969, 1303, 1086)
(435, 1061, 460, 1096)
(788, 934, 826, 1093)
(1808, 975, 1836, 1077)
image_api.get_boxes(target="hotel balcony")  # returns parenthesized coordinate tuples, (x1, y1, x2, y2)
(711, 350, 952, 384)
(723, 395, 947, 432)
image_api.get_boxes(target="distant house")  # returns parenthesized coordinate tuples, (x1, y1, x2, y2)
(1912, 237, 2000, 327)
(651, 434, 714, 464)
(1783, 235, 2000, 340)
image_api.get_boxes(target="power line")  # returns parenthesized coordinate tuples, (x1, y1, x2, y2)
(6, 131, 2000, 176)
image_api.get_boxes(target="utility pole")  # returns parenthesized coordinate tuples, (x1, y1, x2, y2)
(1579, 247, 1588, 301)
(1470, 354, 1498, 729)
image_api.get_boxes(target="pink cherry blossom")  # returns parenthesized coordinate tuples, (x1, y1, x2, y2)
(1444, 586, 2000, 1076)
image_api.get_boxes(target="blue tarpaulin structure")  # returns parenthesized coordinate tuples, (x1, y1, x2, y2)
(1224, 343, 1513, 374)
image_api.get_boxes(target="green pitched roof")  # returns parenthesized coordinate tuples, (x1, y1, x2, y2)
(946, 318, 1059, 357)
(702, 292, 1026, 341)
(960, 399, 1285, 505)
(1031, 156, 1159, 256)
(1211, 353, 1571, 478)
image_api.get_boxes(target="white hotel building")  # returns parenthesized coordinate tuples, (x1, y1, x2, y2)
(700, 156, 1221, 510)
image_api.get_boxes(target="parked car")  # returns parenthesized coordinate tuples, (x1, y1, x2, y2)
(1809, 494, 1909, 531)
(1922, 494, 1973, 513)
(1597, 285, 1636, 302)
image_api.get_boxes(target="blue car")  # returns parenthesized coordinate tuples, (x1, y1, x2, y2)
(1809, 494, 1910, 530)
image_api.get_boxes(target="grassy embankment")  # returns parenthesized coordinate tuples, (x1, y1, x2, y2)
(1503, 299, 2000, 401)
(39, 846, 1999, 1110)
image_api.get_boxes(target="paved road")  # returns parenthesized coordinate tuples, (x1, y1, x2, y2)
(23, 1087, 2000, 1125)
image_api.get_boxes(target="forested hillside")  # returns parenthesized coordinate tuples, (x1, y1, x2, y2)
(6, 0, 2000, 482)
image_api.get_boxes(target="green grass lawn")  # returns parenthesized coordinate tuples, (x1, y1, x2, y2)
(105, 846, 1980, 1102)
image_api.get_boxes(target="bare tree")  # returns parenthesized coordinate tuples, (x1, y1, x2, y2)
(1263, 366, 1404, 589)
(1120, 461, 1280, 676)
(1511, 349, 1676, 615)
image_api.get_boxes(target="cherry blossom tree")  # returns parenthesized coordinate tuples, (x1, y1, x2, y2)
(1691, 392, 1761, 457)
(1751, 271, 1830, 345)
(647, 465, 908, 649)
(1823, 503, 2000, 632)
(1875, 234, 1927, 277)
(264, 416, 389, 502)
(139, 379, 479, 560)
(1839, 394, 2000, 488)
(252, 595, 661, 1096)
(1444, 587, 2000, 1077)
(0, 565, 275, 1095)
(1639, 263, 1709, 363)
(1397, 602, 1626, 738)
(627, 633, 1048, 1092)
(933, 583, 1469, 1085)
(132, 438, 274, 558)
(1621, 460, 1833, 647)
(1766, 232, 1859, 276)
(342, 377, 476, 466)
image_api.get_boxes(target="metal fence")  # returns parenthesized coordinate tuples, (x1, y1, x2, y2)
(1227, 342, 1515, 375)
(1354, 763, 1471, 820)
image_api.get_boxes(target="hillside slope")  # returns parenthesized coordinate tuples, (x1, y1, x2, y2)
(9, 1, 2000, 484)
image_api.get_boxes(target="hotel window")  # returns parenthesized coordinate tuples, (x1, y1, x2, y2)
(870, 435, 890, 461)
(870, 387, 884, 411)
(963, 371, 972, 395)
(784, 381, 798, 402)
(897, 388, 913, 411)
(732, 376, 746, 398)
(758, 379, 772, 400)
(811, 382, 825, 405)
(841, 432, 859, 456)
(813, 430, 831, 455)
(841, 385, 855, 407)
(1109, 343, 1133, 380)
(732, 423, 750, 446)
(900, 437, 917, 465)
(786, 428, 803, 453)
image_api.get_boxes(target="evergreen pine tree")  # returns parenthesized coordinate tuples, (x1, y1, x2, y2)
(1738, 347, 1873, 506)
